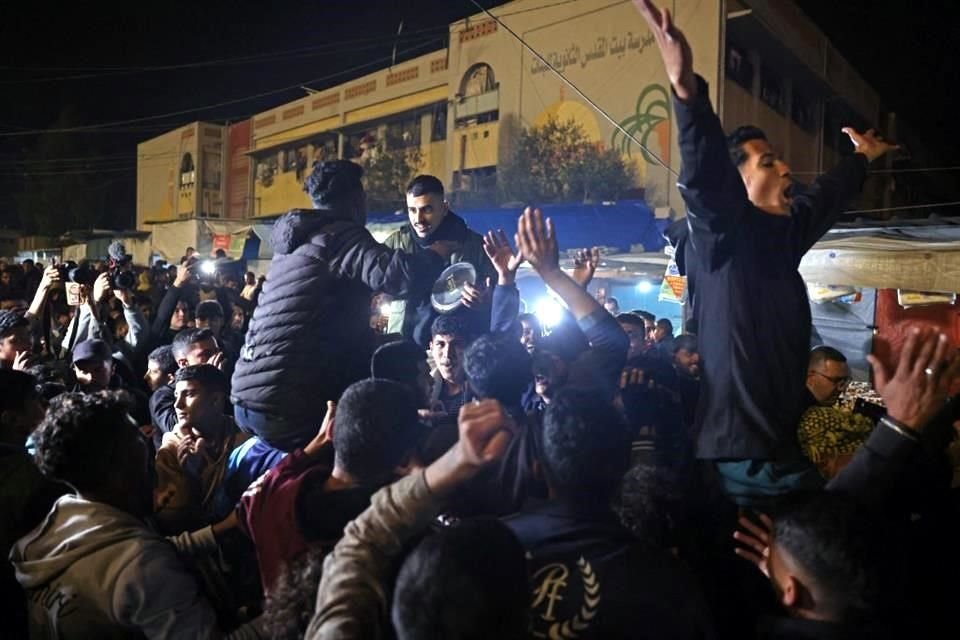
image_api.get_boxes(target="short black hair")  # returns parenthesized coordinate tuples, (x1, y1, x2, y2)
(32, 391, 135, 491)
(148, 345, 178, 376)
(541, 390, 630, 504)
(616, 463, 684, 550)
(656, 318, 673, 334)
(727, 125, 768, 167)
(392, 518, 528, 640)
(809, 345, 848, 369)
(263, 545, 327, 640)
(431, 314, 471, 341)
(333, 379, 420, 485)
(605, 296, 619, 306)
(171, 328, 218, 361)
(772, 492, 881, 622)
(371, 340, 426, 383)
(632, 310, 655, 323)
(405, 174, 445, 198)
(174, 364, 229, 395)
(615, 312, 646, 328)
(517, 313, 541, 332)
(464, 334, 531, 405)
(672, 333, 698, 355)
(303, 160, 364, 208)
(195, 300, 224, 320)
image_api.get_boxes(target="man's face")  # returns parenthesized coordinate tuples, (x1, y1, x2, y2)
(738, 139, 793, 215)
(520, 319, 539, 354)
(619, 322, 645, 360)
(0, 326, 30, 363)
(431, 333, 465, 384)
(174, 379, 223, 432)
(182, 337, 220, 367)
(144, 359, 172, 392)
(138, 302, 153, 321)
(196, 316, 224, 336)
(674, 348, 701, 379)
(171, 302, 189, 330)
(653, 324, 670, 342)
(806, 359, 851, 407)
(644, 320, 656, 342)
(231, 309, 245, 331)
(74, 358, 113, 390)
(406, 192, 448, 238)
(1, 271, 11, 286)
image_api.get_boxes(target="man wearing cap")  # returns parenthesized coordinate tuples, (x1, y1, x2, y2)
(232, 160, 455, 451)
(384, 174, 496, 347)
(71, 339, 151, 427)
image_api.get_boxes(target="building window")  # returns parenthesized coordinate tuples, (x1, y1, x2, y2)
(344, 129, 379, 162)
(179, 152, 195, 189)
(725, 44, 753, 90)
(385, 114, 421, 149)
(431, 103, 448, 142)
(791, 90, 816, 132)
(254, 154, 278, 188)
(760, 69, 785, 114)
(460, 63, 496, 97)
(202, 152, 221, 190)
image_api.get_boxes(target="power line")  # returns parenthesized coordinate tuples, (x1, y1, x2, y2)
(464, 0, 677, 177)
(0, 39, 444, 138)
(842, 200, 960, 215)
(793, 165, 960, 176)
(0, 27, 452, 85)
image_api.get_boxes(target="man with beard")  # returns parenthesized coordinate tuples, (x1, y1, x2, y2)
(384, 175, 496, 347)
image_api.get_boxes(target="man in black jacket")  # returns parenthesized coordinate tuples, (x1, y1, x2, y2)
(231, 161, 453, 451)
(635, 0, 899, 504)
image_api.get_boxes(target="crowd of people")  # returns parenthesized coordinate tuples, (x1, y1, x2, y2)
(2, 2, 959, 638)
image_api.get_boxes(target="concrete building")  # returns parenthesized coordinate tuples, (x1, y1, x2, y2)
(135, 0, 883, 254)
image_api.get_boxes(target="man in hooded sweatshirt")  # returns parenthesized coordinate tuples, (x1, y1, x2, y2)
(10, 391, 262, 639)
(231, 160, 454, 451)
(384, 174, 497, 347)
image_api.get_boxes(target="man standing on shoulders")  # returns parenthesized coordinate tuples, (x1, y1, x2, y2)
(384, 175, 496, 347)
(635, 0, 900, 505)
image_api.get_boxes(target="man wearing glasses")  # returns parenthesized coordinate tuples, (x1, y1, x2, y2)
(805, 346, 852, 408)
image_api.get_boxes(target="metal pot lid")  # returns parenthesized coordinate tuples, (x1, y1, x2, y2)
(431, 262, 477, 313)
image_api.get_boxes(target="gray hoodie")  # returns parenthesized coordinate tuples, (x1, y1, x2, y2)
(10, 494, 260, 640)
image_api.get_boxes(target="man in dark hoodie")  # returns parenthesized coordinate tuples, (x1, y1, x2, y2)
(636, 0, 900, 504)
(384, 174, 497, 347)
(231, 161, 454, 451)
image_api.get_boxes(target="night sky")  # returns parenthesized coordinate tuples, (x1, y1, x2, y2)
(0, 0, 956, 232)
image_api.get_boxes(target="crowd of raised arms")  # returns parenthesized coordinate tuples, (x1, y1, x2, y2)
(1, 2, 958, 639)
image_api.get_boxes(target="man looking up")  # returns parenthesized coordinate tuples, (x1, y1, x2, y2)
(635, 0, 900, 503)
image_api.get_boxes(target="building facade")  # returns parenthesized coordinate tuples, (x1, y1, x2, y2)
(136, 0, 883, 241)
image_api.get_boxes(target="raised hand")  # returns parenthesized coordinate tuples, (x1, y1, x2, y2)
(483, 229, 524, 285)
(733, 512, 773, 578)
(571, 247, 600, 289)
(633, 0, 697, 101)
(867, 328, 960, 432)
(38, 264, 61, 292)
(93, 272, 112, 304)
(516, 207, 559, 275)
(304, 400, 337, 456)
(842, 128, 901, 163)
(461, 278, 492, 309)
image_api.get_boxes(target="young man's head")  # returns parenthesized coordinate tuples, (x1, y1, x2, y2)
(603, 296, 620, 315)
(245, 271, 256, 286)
(806, 346, 850, 407)
(464, 334, 532, 407)
(727, 125, 793, 215)
(405, 175, 449, 239)
(532, 351, 569, 404)
(672, 334, 701, 379)
(768, 492, 879, 623)
(32, 391, 153, 516)
(518, 313, 541, 355)
(195, 300, 225, 335)
(430, 315, 470, 385)
(145, 345, 178, 392)
(0, 369, 46, 445)
(303, 160, 367, 223)
(371, 340, 432, 408)
(0, 309, 30, 367)
(541, 390, 631, 506)
(653, 318, 673, 343)
(332, 379, 422, 486)
(71, 339, 113, 391)
(170, 299, 191, 331)
(392, 518, 529, 640)
(616, 313, 647, 360)
(173, 364, 228, 433)
(171, 328, 221, 368)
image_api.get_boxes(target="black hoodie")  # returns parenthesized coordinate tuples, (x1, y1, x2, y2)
(231, 207, 444, 449)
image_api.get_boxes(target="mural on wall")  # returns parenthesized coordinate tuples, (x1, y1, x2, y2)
(611, 83, 671, 166)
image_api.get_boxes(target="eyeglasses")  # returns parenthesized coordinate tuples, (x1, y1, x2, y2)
(813, 371, 851, 390)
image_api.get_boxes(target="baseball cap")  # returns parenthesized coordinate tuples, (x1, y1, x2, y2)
(71, 339, 112, 365)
